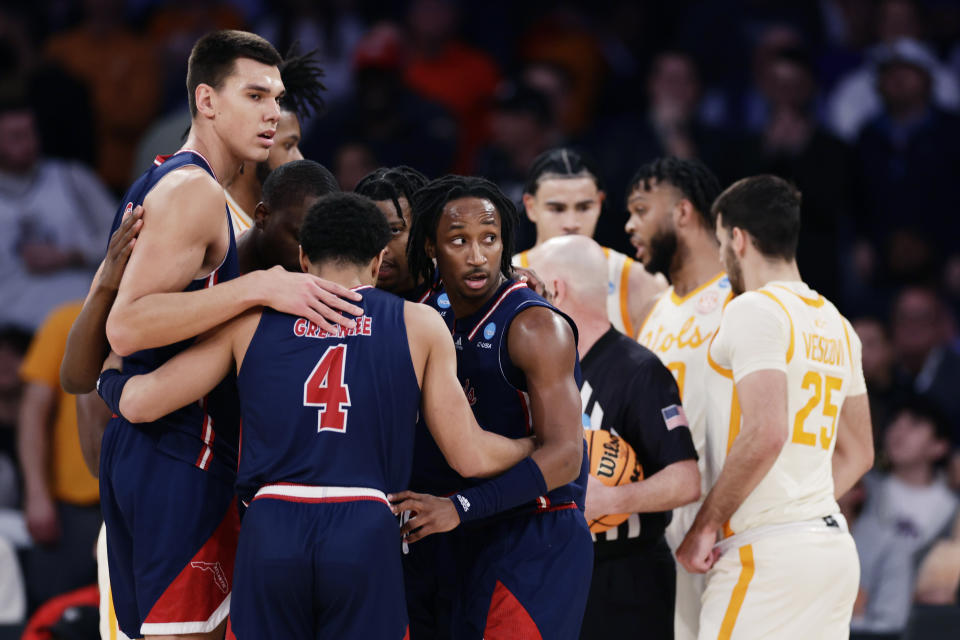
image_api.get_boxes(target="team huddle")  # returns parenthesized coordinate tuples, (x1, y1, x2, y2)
(64, 30, 874, 640)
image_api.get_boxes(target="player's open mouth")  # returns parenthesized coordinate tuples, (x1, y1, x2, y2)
(632, 242, 645, 261)
(378, 262, 395, 277)
(464, 273, 488, 290)
(258, 131, 276, 147)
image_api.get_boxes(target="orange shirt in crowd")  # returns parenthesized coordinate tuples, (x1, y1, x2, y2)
(19, 301, 99, 505)
(45, 27, 160, 190)
(406, 42, 500, 173)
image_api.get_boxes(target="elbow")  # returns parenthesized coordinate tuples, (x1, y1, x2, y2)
(106, 314, 136, 357)
(60, 367, 93, 395)
(555, 439, 584, 486)
(760, 424, 789, 458)
(450, 455, 481, 479)
(118, 390, 152, 424)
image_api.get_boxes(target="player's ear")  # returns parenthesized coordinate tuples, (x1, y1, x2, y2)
(522, 193, 538, 223)
(596, 190, 606, 207)
(425, 237, 436, 260)
(371, 249, 386, 282)
(195, 84, 216, 119)
(298, 246, 310, 273)
(254, 202, 269, 230)
(731, 227, 748, 256)
(674, 199, 693, 228)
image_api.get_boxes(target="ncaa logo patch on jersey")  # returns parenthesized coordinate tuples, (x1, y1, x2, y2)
(607, 281, 615, 294)
(718, 276, 730, 289)
(437, 293, 451, 309)
(483, 322, 496, 340)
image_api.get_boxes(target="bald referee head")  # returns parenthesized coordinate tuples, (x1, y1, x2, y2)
(526, 235, 611, 356)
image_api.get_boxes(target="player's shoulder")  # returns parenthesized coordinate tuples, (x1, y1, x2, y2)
(147, 162, 223, 206)
(404, 296, 448, 336)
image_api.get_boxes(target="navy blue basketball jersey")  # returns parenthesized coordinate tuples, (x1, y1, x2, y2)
(423, 279, 588, 511)
(234, 286, 421, 504)
(108, 150, 240, 480)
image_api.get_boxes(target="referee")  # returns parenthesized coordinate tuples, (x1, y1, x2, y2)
(527, 235, 700, 639)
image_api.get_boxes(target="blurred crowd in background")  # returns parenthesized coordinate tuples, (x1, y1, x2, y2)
(1, 0, 960, 637)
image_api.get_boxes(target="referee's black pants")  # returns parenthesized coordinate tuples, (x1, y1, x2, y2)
(579, 537, 676, 640)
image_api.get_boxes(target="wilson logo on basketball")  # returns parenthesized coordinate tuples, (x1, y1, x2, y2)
(585, 429, 644, 533)
(595, 438, 621, 479)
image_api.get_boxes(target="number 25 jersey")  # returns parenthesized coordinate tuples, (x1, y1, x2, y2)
(234, 286, 421, 505)
(704, 281, 866, 536)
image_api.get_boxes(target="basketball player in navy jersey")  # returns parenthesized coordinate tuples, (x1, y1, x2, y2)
(354, 166, 434, 301)
(391, 175, 593, 639)
(236, 159, 340, 274)
(90, 31, 362, 640)
(98, 192, 536, 639)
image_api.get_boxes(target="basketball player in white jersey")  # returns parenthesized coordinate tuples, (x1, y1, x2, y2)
(676, 175, 874, 639)
(224, 48, 325, 235)
(627, 157, 725, 640)
(513, 148, 664, 337)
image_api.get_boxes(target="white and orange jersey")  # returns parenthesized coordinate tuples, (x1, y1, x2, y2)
(514, 246, 638, 336)
(637, 272, 731, 489)
(705, 280, 866, 537)
(225, 189, 253, 238)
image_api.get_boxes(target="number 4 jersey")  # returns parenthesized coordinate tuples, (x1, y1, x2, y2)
(234, 286, 421, 504)
(704, 280, 866, 536)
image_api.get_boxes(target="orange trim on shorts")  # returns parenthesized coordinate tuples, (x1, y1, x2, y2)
(756, 289, 794, 363)
(108, 586, 118, 640)
(718, 544, 755, 640)
(618, 257, 634, 338)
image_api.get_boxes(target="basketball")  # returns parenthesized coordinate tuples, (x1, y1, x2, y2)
(585, 429, 644, 534)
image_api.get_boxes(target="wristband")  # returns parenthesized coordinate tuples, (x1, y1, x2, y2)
(450, 457, 547, 524)
(97, 369, 133, 417)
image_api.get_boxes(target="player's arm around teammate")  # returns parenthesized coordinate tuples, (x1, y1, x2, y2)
(390, 302, 583, 542)
(104, 269, 534, 476)
(407, 302, 536, 478)
(105, 168, 362, 356)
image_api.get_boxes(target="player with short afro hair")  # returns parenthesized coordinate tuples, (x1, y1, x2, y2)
(300, 193, 392, 268)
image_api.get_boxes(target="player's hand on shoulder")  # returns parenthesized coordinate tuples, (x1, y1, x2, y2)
(99, 205, 143, 291)
(256, 266, 364, 334)
(584, 474, 621, 523)
(512, 265, 546, 296)
(675, 524, 721, 574)
(388, 490, 461, 543)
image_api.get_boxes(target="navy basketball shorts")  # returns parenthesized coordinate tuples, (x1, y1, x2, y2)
(402, 528, 457, 639)
(99, 417, 239, 638)
(452, 507, 594, 640)
(230, 491, 409, 639)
